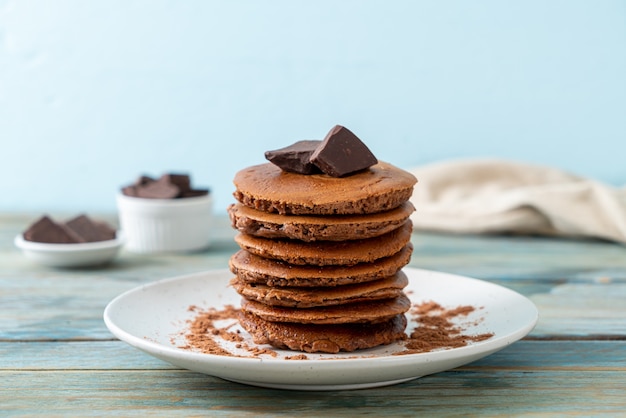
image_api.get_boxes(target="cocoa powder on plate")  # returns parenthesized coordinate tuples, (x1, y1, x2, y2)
(397, 301, 494, 355)
(179, 301, 493, 358)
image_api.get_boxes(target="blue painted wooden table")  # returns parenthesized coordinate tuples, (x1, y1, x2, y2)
(1, 214, 625, 416)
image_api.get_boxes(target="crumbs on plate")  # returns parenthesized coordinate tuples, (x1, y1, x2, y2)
(175, 302, 494, 360)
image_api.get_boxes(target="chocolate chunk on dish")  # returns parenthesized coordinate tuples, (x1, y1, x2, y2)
(135, 176, 181, 199)
(65, 214, 116, 242)
(23, 216, 85, 244)
(22, 215, 116, 244)
(122, 173, 209, 199)
(161, 174, 191, 193)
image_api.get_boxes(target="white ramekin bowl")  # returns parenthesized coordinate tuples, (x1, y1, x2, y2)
(116, 193, 213, 253)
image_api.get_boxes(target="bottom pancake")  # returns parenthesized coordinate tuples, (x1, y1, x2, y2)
(239, 311, 408, 353)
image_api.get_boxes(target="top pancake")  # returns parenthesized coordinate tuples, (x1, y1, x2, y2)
(233, 161, 417, 215)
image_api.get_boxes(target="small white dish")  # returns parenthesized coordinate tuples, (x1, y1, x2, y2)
(116, 193, 212, 253)
(15, 233, 124, 268)
(104, 267, 538, 391)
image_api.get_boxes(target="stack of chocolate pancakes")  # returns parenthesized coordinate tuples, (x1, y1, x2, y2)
(228, 126, 418, 354)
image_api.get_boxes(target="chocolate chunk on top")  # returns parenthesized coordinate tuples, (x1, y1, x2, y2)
(265, 140, 322, 174)
(310, 125, 378, 177)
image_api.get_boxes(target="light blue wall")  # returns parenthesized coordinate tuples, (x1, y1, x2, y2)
(2, 0, 625, 214)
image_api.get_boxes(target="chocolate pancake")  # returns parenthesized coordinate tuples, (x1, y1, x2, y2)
(231, 271, 408, 308)
(234, 220, 412, 266)
(233, 161, 417, 215)
(229, 244, 413, 287)
(239, 311, 407, 353)
(228, 201, 415, 242)
(240, 293, 411, 324)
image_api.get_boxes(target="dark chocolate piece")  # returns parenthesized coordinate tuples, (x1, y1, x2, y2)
(134, 175, 155, 186)
(23, 215, 117, 244)
(121, 185, 139, 197)
(265, 140, 323, 174)
(122, 173, 209, 199)
(161, 174, 191, 193)
(65, 215, 116, 242)
(122, 175, 156, 197)
(23, 216, 84, 244)
(310, 125, 378, 177)
(135, 176, 181, 199)
(180, 188, 210, 198)
(92, 220, 117, 241)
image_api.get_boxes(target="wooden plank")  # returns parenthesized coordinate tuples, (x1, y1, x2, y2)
(6, 342, 625, 418)
(2, 368, 625, 416)
(411, 231, 626, 280)
(1, 341, 624, 415)
(530, 282, 626, 337)
(0, 341, 173, 370)
(0, 340, 169, 371)
(2, 340, 625, 370)
(0, 252, 237, 340)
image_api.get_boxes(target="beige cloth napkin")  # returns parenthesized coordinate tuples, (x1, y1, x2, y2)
(408, 159, 626, 243)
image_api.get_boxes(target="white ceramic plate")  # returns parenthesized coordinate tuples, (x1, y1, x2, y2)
(104, 267, 538, 391)
(15, 233, 124, 268)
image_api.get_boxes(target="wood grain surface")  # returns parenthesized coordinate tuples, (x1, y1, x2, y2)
(1, 214, 625, 416)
